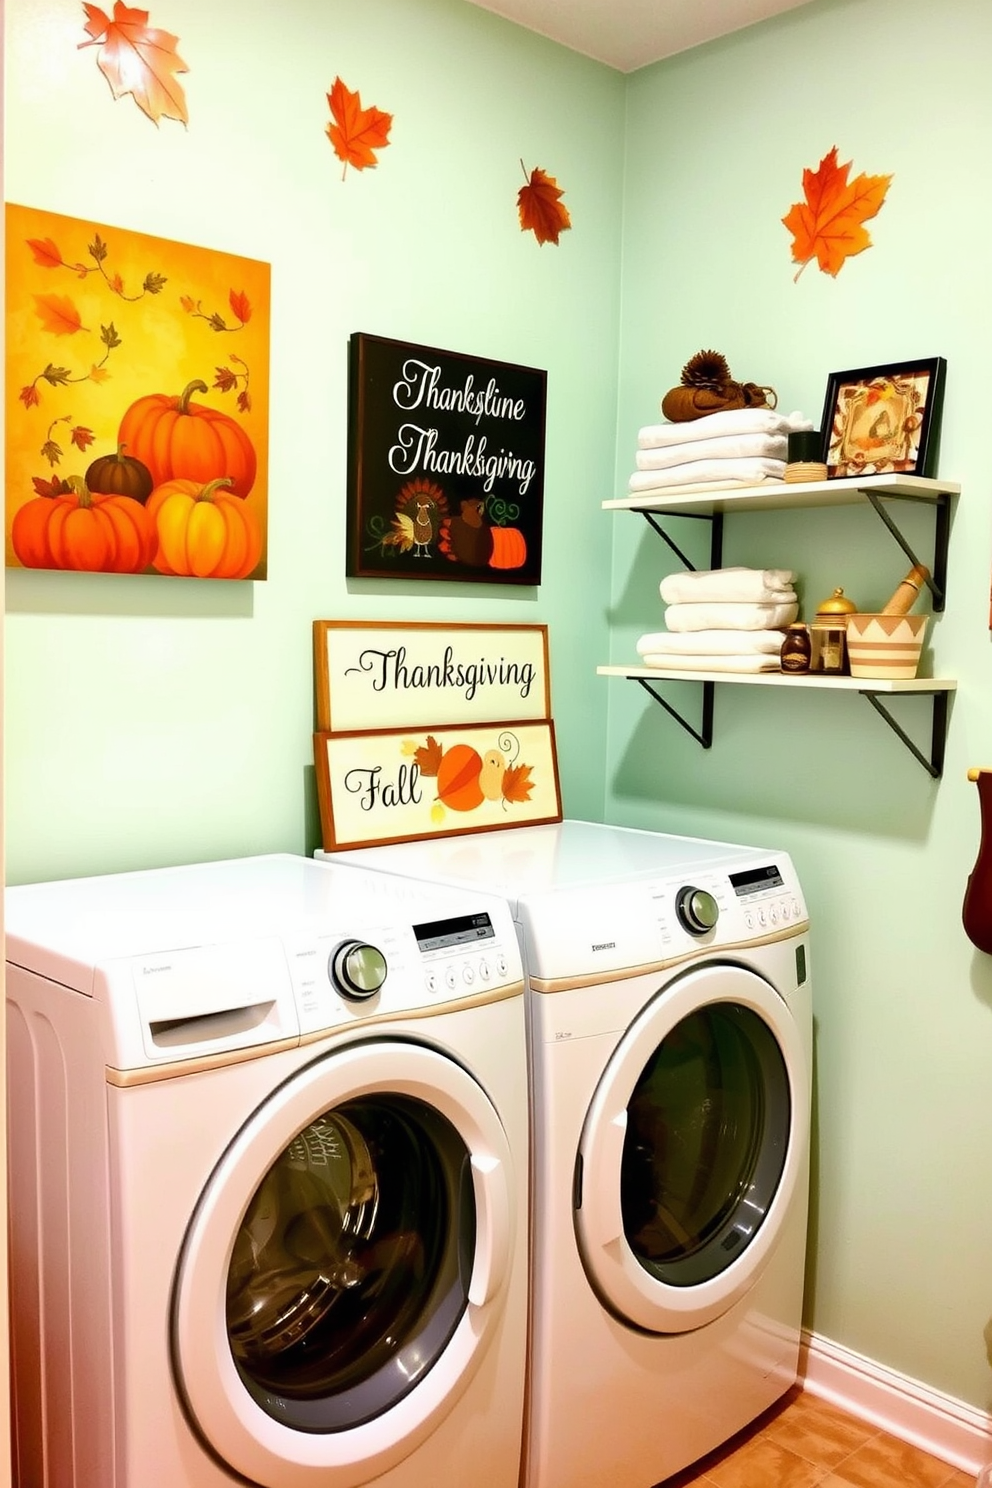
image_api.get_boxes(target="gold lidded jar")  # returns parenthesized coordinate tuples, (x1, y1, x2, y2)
(810, 587, 857, 674)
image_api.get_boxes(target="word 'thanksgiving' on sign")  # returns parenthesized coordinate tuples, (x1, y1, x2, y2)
(346, 333, 546, 585)
(313, 621, 550, 731)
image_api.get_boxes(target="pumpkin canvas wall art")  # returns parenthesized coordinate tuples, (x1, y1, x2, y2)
(5, 202, 270, 579)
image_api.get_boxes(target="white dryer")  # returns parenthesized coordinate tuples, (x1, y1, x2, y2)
(324, 820, 813, 1488)
(5, 853, 529, 1488)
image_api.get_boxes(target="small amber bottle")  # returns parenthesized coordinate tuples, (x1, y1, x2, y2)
(780, 622, 812, 673)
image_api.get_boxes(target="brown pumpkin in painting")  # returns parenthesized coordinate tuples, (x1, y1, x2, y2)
(488, 526, 527, 570)
(146, 476, 262, 580)
(118, 379, 258, 499)
(85, 442, 154, 504)
(11, 475, 156, 574)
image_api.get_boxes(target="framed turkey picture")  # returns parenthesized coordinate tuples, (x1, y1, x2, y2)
(820, 356, 946, 479)
(346, 333, 546, 584)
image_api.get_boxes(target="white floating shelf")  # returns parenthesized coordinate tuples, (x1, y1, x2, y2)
(596, 665, 956, 694)
(603, 474, 960, 516)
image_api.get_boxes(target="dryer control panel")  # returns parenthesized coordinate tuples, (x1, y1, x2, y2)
(517, 850, 807, 982)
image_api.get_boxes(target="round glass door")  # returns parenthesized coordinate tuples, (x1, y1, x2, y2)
(173, 1038, 514, 1488)
(575, 963, 809, 1334)
(620, 1003, 790, 1287)
(227, 1094, 474, 1430)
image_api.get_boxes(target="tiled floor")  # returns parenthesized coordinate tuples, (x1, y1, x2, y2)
(661, 1386, 978, 1488)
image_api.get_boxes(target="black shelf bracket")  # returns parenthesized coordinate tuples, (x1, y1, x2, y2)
(628, 677, 949, 776)
(860, 689, 949, 778)
(635, 677, 714, 748)
(862, 487, 951, 611)
(641, 509, 724, 572)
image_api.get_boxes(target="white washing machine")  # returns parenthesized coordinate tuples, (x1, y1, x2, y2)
(323, 820, 812, 1488)
(5, 853, 529, 1488)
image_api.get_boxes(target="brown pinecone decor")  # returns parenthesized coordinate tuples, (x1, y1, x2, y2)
(661, 349, 778, 422)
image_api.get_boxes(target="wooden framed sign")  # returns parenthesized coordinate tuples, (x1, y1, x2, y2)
(313, 620, 550, 732)
(347, 333, 546, 584)
(314, 719, 562, 851)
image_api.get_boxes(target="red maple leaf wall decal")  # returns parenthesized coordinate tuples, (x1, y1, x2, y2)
(79, 3, 189, 127)
(517, 162, 572, 246)
(326, 77, 393, 178)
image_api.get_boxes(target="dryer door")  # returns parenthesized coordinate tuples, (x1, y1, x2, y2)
(173, 1039, 514, 1488)
(574, 962, 808, 1334)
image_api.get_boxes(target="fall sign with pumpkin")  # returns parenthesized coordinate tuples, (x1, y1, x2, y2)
(314, 719, 562, 851)
(5, 202, 270, 578)
(347, 333, 546, 585)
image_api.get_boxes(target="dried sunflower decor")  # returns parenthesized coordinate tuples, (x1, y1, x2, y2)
(661, 350, 778, 422)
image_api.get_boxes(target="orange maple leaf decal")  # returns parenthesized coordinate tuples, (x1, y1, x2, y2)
(517, 162, 571, 246)
(79, 3, 189, 127)
(414, 736, 443, 778)
(502, 763, 534, 804)
(33, 294, 85, 336)
(782, 146, 891, 281)
(326, 77, 393, 177)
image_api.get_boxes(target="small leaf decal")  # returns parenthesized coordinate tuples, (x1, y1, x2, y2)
(79, 3, 189, 127)
(33, 294, 85, 336)
(517, 162, 571, 246)
(326, 76, 393, 177)
(414, 736, 443, 778)
(502, 762, 534, 803)
(782, 146, 891, 281)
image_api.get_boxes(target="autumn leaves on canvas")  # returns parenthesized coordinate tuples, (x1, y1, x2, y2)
(5, 202, 271, 578)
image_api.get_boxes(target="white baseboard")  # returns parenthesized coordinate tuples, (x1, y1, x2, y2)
(799, 1329, 992, 1475)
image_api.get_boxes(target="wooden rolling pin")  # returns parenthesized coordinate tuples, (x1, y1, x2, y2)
(881, 563, 930, 615)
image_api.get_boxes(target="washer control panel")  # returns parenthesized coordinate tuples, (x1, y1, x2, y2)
(414, 909, 511, 997)
(285, 895, 520, 1035)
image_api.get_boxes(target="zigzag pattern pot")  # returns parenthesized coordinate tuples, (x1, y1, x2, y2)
(846, 612, 928, 680)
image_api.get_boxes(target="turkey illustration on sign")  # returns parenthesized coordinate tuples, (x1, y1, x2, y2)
(347, 334, 546, 585)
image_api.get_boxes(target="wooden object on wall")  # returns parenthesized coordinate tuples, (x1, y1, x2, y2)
(963, 768, 992, 954)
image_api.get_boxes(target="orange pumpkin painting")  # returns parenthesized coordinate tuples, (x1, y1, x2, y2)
(5, 202, 270, 579)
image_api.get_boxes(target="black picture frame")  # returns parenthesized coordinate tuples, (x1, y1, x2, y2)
(820, 356, 946, 480)
(347, 333, 546, 584)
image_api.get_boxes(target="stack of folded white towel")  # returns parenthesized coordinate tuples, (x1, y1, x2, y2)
(637, 567, 798, 673)
(627, 407, 814, 497)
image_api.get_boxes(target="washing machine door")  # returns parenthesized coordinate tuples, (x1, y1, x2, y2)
(173, 1038, 515, 1488)
(574, 961, 808, 1334)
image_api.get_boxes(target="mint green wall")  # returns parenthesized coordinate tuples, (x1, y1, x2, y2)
(609, 0, 992, 1413)
(7, 0, 992, 1430)
(4, 0, 623, 883)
